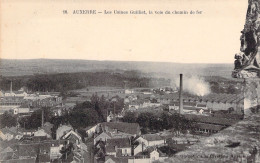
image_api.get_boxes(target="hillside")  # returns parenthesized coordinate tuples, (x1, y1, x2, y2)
(0, 59, 234, 78)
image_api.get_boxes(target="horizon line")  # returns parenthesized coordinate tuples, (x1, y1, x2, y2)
(0, 58, 234, 65)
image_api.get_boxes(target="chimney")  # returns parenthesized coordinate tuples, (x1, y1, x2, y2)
(41, 109, 44, 127)
(179, 74, 183, 114)
(10, 81, 13, 93)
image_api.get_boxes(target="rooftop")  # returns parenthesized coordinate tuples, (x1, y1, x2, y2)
(142, 134, 164, 141)
(101, 122, 140, 135)
(183, 114, 239, 126)
(106, 138, 131, 149)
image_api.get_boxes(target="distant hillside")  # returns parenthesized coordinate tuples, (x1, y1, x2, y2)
(0, 59, 234, 78)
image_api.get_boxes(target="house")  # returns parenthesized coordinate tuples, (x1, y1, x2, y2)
(14, 140, 65, 163)
(0, 146, 15, 162)
(17, 143, 39, 159)
(50, 142, 63, 160)
(128, 101, 142, 110)
(85, 125, 99, 138)
(18, 128, 37, 136)
(150, 149, 160, 161)
(128, 147, 167, 163)
(94, 132, 112, 144)
(61, 130, 82, 146)
(0, 128, 16, 141)
(56, 125, 73, 140)
(195, 123, 225, 134)
(105, 155, 129, 163)
(1, 146, 14, 154)
(4, 90, 28, 97)
(107, 112, 115, 122)
(125, 89, 134, 94)
(34, 122, 53, 138)
(137, 134, 165, 147)
(106, 144, 117, 156)
(106, 138, 132, 157)
(34, 129, 51, 138)
(100, 122, 141, 137)
(0, 97, 23, 109)
(133, 141, 145, 155)
(13, 107, 30, 115)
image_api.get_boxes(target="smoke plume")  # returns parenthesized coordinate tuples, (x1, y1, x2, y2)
(173, 75, 211, 96)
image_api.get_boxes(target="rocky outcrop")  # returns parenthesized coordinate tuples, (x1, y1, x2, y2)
(165, 114, 260, 162)
(232, 0, 260, 78)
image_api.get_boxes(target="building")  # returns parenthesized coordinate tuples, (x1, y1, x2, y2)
(0, 128, 16, 141)
(106, 138, 132, 157)
(85, 125, 99, 138)
(56, 125, 73, 140)
(13, 106, 30, 116)
(18, 128, 37, 136)
(128, 147, 167, 163)
(137, 134, 165, 147)
(105, 155, 129, 163)
(94, 132, 112, 144)
(61, 130, 82, 146)
(34, 129, 51, 138)
(100, 122, 141, 137)
(128, 101, 143, 111)
(125, 89, 134, 94)
(107, 112, 115, 122)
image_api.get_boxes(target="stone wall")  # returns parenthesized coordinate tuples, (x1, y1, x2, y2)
(244, 78, 260, 116)
(232, 0, 260, 78)
(232, 0, 260, 116)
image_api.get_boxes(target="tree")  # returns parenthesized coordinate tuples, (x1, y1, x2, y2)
(19, 107, 52, 129)
(77, 128, 87, 141)
(160, 112, 171, 129)
(67, 108, 100, 129)
(123, 112, 137, 123)
(90, 94, 106, 122)
(136, 112, 153, 129)
(0, 111, 17, 128)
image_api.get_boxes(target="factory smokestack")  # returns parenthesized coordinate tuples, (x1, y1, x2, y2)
(41, 109, 44, 127)
(179, 74, 183, 114)
(10, 81, 13, 93)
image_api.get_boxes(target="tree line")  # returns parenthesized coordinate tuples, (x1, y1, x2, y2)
(122, 111, 197, 135)
(0, 71, 170, 93)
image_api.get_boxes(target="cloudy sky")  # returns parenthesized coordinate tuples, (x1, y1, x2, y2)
(1, 0, 248, 63)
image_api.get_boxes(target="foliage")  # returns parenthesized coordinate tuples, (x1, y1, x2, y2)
(122, 112, 137, 123)
(0, 71, 162, 92)
(0, 111, 17, 128)
(19, 107, 52, 129)
(124, 111, 197, 134)
(109, 95, 124, 114)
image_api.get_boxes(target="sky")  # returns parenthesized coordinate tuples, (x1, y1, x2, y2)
(1, 0, 248, 63)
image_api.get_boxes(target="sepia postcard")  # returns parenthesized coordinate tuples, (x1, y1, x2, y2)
(0, 0, 259, 162)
